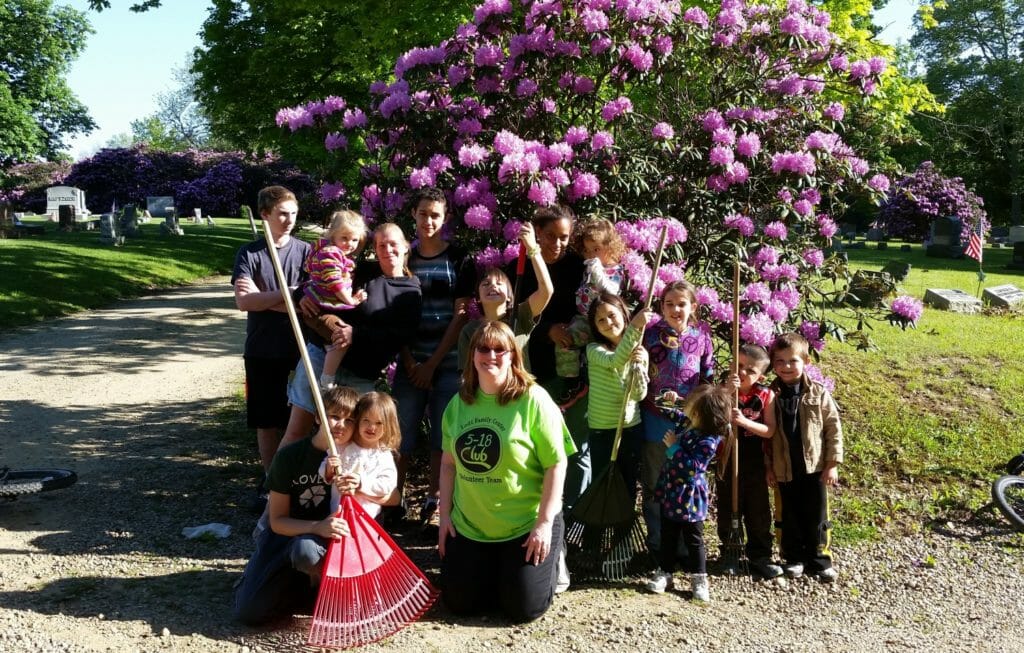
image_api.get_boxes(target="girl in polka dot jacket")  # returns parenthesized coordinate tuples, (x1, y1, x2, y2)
(648, 383, 735, 602)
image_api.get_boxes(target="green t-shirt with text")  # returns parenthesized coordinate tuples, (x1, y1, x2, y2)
(442, 384, 574, 542)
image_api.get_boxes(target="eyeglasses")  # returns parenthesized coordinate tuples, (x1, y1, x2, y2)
(475, 345, 509, 356)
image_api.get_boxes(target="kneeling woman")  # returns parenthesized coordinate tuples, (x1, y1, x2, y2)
(438, 321, 573, 622)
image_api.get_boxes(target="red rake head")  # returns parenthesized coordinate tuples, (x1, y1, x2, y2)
(308, 496, 438, 649)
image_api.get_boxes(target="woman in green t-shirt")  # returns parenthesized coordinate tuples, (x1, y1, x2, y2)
(439, 321, 573, 622)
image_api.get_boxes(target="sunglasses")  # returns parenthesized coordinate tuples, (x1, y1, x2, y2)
(475, 345, 510, 355)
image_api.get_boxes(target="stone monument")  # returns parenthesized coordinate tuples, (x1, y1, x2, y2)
(923, 288, 982, 313)
(982, 284, 1024, 309)
(926, 216, 963, 258)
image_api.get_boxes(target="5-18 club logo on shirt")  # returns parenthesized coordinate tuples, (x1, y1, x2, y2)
(456, 427, 501, 474)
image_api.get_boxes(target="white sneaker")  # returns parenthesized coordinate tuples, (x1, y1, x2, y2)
(554, 549, 570, 594)
(690, 573, 710, 602)
(816, 567, 838, 583)
(646, 570, 673, 593)
(783, 562, 804, 579)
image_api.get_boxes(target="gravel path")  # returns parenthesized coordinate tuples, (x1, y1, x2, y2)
(0, 277, 1022, 652)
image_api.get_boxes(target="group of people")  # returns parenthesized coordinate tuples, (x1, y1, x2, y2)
(229, 185, 844, 627)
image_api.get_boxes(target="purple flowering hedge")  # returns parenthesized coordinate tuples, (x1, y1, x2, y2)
(874, 161, 988, 244)
(30, 146, 323, 219)
(277, 0, 919, 352)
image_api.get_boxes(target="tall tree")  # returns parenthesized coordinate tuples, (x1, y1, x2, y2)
(0, 0, 96, 164)
(190, 0, 477, 158)
(911, 0, 1024, 225)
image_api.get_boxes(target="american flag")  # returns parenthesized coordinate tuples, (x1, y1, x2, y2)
(964, 220, 983, 262)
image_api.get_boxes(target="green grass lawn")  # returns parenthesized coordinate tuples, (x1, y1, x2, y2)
(0, 216, 262, 329)
(827, 239, 1024, 541)
(2, 223, 1022, 542)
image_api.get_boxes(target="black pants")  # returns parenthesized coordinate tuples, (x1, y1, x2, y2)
(716, 456, 774, 561)
(440, 513, 564, 623)
(659, 512, 706, 574)
(777, 471, 832, 572)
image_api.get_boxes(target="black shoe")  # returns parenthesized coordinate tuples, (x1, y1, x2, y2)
(750, 558, 783, 579)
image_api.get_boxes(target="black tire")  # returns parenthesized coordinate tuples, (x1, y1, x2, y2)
(991, 475, 1024, 532)
(0, 468, 77, 497)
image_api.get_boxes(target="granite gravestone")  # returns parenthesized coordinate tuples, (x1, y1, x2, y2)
(99, 214, 123, 246)
(926, 216, 963, 258)
(881, 260, 911, 283)
(146, 196, 176, 219)
(1010, 242, 1024, 270)
(923, 288, 982, 313)
(119, 204, 140, 236)
(982, 284, 1024, 309)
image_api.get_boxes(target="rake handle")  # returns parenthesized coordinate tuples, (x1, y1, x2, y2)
(610, 225, 668, 463)
(261, 220, 338, 458)
(731, 260, 740, 515)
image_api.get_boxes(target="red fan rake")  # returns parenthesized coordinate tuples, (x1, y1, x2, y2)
(307, 495, 438, 649)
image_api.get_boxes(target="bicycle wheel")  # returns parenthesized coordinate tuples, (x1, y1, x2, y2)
(0, 468, 77, 498)
(991, 475, 1024, 532)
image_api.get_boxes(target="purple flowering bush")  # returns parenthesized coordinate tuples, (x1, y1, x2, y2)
(874, 161, 988, 243)
(47, 146, 321, 219)
(277, 0, 905, 351)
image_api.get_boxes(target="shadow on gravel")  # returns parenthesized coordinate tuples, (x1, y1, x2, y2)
(0, 569, 245, 640)
(0, 282, 241, 379)
(0, 395, 259, 562)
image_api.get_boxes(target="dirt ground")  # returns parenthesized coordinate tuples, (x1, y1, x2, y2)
(1, 277, 1022, 653)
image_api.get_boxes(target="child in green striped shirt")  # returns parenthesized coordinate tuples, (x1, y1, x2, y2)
(585, 292, 653, 495)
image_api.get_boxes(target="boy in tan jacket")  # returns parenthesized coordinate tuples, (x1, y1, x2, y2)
(768, 333, 843, 582)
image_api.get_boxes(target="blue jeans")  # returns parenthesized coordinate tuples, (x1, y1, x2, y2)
(288, 343, 377, 414)
(233, 529, 327, 625)
(392, 365, 461, 453)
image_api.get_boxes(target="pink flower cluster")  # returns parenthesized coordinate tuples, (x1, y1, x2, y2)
(601, 96, 634, 122)
(890, 295, 923, 323)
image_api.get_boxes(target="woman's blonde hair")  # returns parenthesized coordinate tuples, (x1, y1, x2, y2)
(574, 216, 625, 263)
(353, 391, 401, 451)
(326, 210, 367, 254)
(460, 321, 534, 405)
(372, 222, 413, 277)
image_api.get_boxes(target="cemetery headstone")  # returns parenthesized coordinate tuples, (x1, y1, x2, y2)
(160, 214, 184, 236)
(58, 205, 75, 232)
(146, 196, 176, 219)
(1009, 225, 1024, 244)
(193, 208, 203, 224)
(865, 227, 884, 242)
(990, 226, 1009, 243)
(141, 210, 153, 223)
(924, 288, 982, 313)
(876, 241, 888, 250)
(844, 269, 896, 308)
(900, 244, 912, 252)
(99, 214, 124, 246)
(119, 204, 140, 236)
(1009, 241, 1024, 270)
(926, 216, 963, 258)
(881, 260, 911, 283)
(982, 284, 1024, 309)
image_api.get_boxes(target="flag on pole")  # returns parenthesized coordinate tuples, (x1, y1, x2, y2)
(964, 220, 983, 262)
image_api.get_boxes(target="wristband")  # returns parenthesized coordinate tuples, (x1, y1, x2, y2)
(527, 245, 540, 258)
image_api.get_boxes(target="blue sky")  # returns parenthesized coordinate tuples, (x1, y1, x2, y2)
(63, 0, 918, 161)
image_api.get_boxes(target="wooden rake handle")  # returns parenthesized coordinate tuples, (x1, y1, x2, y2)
(731, 260, 741, 513)
(610, 225, 668, 463)
(261, 220, 339, 458)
